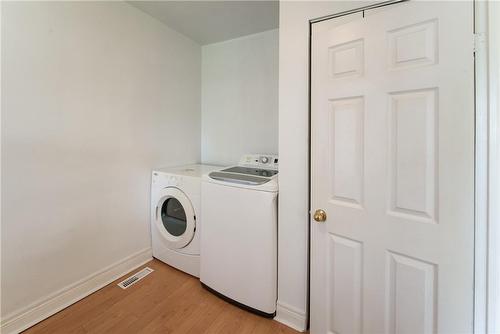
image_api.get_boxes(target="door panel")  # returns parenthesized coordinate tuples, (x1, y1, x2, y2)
(328, 234, 363, 334)
(386, 252, 436, 334)
(329, 96, 364, 208)
(388, 88, 437, 222)
(311, 2, 474, 333)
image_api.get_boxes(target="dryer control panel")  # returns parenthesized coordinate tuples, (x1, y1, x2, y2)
(152, 172, 182, 187)
(238, 154, 279, 170)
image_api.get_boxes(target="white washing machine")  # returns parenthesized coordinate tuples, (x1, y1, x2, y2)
(200, 154, 279, 317)
(151, 164, 220, 277)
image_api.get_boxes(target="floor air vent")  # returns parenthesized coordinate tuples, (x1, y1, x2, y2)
(117, 267, 154, 289)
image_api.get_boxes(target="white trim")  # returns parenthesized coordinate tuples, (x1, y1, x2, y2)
(486, 1, 500, 332)
(0, 248, 152, 334)
(274, 301, 307, 332)
(474, 1, 489, 332)
(474, 1, 500, 333)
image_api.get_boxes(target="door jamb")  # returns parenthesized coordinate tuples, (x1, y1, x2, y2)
(474, 1, 499, 333)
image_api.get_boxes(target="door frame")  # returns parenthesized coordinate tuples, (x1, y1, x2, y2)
(307, 1, 498, 332)
(473, 1, 500, 332)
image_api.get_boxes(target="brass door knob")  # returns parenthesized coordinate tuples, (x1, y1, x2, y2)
(313, 209, 327, 222)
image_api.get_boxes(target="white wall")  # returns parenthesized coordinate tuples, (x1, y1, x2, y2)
(277, 1, 373, 331)
(201, 30, 278, 166)
(1, 0, 200, 327)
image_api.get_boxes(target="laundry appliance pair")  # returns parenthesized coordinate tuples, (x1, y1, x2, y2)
(151, 155, 278, 316)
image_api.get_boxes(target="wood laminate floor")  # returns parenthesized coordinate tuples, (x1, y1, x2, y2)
(24, 259, 300, 334)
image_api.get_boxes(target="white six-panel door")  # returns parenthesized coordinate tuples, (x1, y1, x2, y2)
(311, 2, 474, 333)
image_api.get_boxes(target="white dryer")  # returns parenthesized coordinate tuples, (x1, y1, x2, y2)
(200, 154, 278, 317)
(151, 164, 219, 277)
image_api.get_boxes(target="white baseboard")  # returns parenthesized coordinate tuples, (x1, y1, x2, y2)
(274, 301, 308, 332)
(0, 248, 152, 334)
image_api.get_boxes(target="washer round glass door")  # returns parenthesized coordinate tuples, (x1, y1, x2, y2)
(155, 187, 195, 249)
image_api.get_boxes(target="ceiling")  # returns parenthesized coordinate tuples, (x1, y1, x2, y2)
(128, 1, 279, 45)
